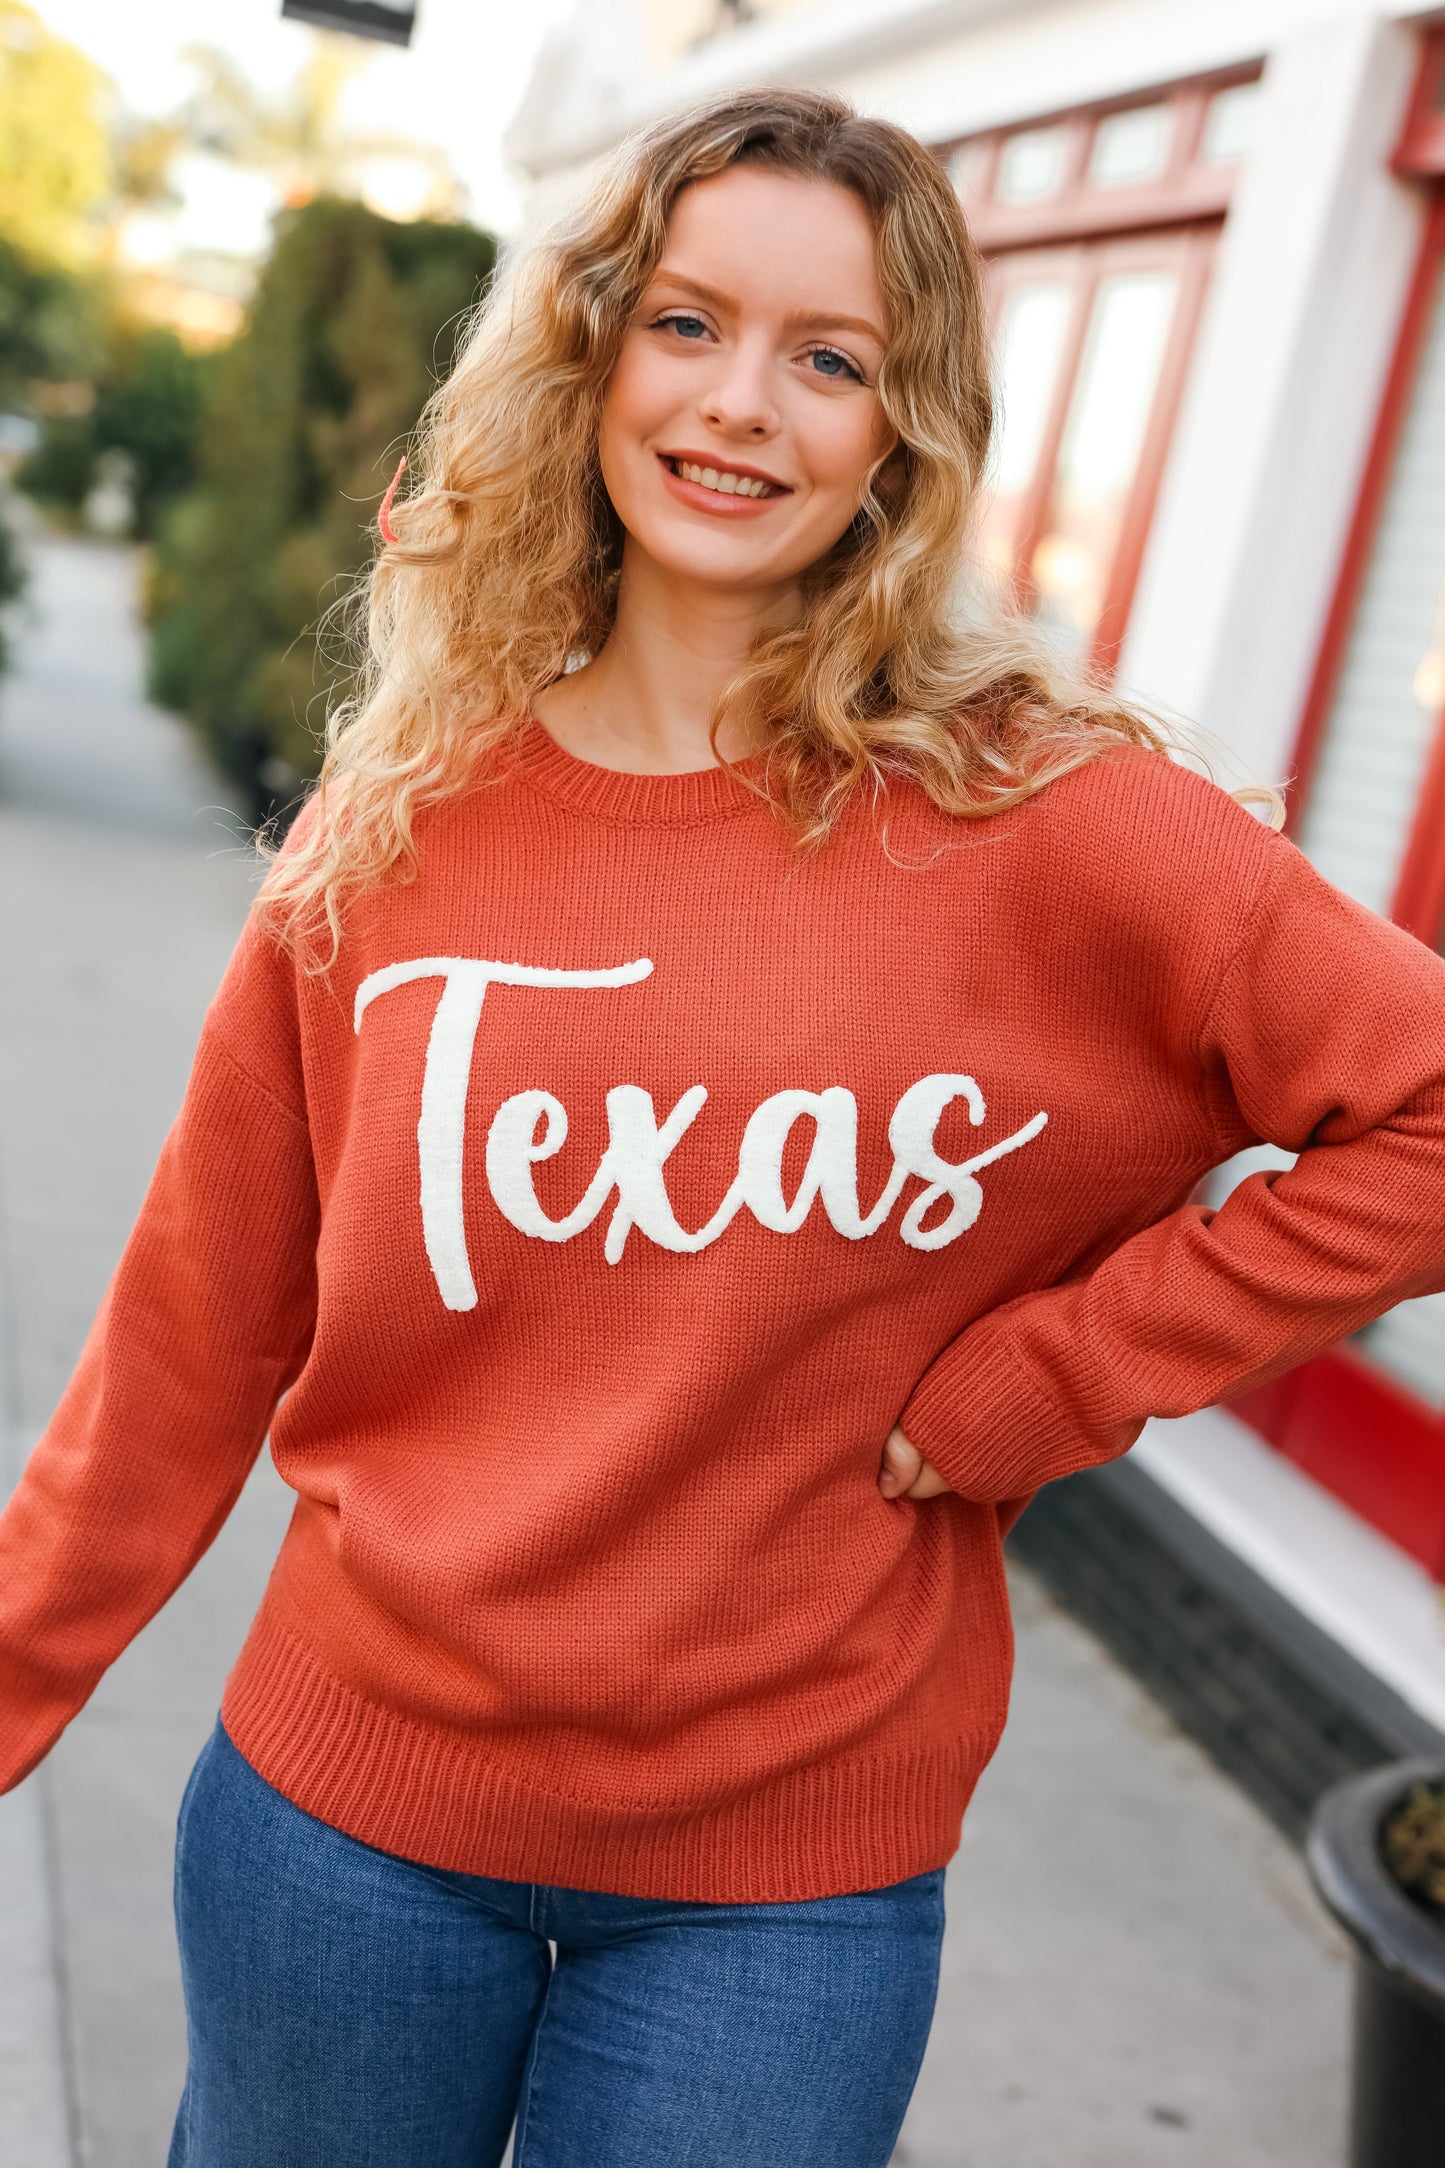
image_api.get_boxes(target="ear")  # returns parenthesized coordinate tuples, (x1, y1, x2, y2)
(872, 441, 909, 508)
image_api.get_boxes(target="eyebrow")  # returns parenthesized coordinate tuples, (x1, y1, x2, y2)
(647, 270, 886, 345)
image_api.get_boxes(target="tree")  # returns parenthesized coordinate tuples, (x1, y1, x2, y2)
(147, 197, 494, 806)
(0, 2, 110, 267)
(16, 320, 214, 537)
(0, 232, 100, 403)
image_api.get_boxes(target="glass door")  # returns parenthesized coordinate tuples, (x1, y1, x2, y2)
(1293, 231, 1445, 1427)
(1236, 199, 1445, 1573)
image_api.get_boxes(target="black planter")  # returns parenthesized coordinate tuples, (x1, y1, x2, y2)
(1306, 1760, 1445, 2168)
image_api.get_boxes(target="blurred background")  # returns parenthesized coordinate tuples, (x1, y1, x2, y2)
(2, 3, 1445, 2165)
(0, 0, 567, 812)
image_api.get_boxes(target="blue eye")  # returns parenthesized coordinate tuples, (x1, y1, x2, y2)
(807, 346, 863, 383)
(654, 311, 710, 340)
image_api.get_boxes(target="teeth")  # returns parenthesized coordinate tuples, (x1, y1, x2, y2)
(677, 461, 772, 498)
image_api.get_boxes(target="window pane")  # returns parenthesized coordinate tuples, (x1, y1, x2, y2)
(1089, 104, 1172, 189)
(1028, 270, 1176, 655)
(1296, 271, 1445, 915)
(996, 126, 1069, 204)
(948, 138, 993, 207)
(977, 281, 1073, 577)
(1201, 81, 1261, 166)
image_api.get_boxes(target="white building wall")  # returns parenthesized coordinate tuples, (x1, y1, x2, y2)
(506, 0, 1440, 790)
(818, 0, 1396, 149)
(505, 0, 1445, 1601)
(1121, 14, 1422, 788)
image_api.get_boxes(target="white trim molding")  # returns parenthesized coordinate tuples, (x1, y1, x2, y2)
(507, 0, 1445, 193)
(1120, 12, 1423, 787)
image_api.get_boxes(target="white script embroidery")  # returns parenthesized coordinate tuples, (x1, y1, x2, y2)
(355, 956, 1049, 1311)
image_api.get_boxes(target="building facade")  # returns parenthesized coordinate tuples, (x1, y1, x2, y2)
(508, 0, 1445, 1758)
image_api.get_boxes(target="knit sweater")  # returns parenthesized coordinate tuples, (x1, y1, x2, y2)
(3, 725, 1445, 1901)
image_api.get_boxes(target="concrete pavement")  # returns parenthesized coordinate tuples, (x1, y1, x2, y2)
(903, 1566, 1350, 2166)
(0, 534, 287, 2167)
(0, 534, 1350, 2166)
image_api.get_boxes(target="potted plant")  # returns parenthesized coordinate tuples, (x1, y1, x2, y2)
(1306, 1759, 1445, 2168)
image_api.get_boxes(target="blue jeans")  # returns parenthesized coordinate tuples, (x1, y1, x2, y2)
(168, 1722, 946, 2167)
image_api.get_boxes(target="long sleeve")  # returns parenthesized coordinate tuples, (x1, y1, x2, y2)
(899, 828, 1445, 1502)
(0, 915, 319, 1791)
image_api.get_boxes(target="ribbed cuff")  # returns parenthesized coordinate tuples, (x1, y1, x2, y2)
(899, 1328, 1123, 1502)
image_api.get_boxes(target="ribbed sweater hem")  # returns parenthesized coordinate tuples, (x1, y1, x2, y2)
(220, 1604, 988, 1904)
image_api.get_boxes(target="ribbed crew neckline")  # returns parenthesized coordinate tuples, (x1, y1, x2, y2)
(509, 717, 770, 826)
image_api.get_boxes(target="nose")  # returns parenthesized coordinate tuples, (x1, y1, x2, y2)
(698, 334, 780, 442)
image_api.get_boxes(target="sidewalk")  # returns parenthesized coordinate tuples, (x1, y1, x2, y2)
(0, 536, 1350, 2167)
(0, 534, 275, 2168)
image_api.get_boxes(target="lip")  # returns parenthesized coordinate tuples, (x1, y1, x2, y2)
(660, 449, 791, 490)
(655, 450, 793, 519)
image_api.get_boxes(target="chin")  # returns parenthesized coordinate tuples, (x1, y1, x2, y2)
(641, 528, 791, 588)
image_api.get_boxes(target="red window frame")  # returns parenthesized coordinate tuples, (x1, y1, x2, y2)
(944, 66, 1261, 254)
(944, 73, 1255, 679)
(980, 228, 1217, 676)
(1232, 36, 1445, 1577)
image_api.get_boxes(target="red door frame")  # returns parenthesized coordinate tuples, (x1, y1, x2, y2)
(1233, 126, 1445, 1577)
(1285, 193, 1445, 846)
(1382, 34, 1445, 952)
(1233, 1346, 1445, 1576)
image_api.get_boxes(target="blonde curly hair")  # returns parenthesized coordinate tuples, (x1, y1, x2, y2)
(256, 85, 1224, 965)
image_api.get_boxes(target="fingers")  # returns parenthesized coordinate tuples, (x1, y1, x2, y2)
(878, 1426, 923, 1498)
(878, 1427, 953, 1501)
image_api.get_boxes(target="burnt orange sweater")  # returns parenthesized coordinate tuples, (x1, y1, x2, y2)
(3, 727, 1445, 1900)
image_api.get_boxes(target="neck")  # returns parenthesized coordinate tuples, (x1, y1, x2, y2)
(533, 546, 797, 774)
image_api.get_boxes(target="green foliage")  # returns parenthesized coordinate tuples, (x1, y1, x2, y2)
(17, 321, 214, 536)
(1383, 1780, 1445, 1913)
(147, 196, 494, 806)
(0, 230, 99, 402)
(0, 2, 110, 269)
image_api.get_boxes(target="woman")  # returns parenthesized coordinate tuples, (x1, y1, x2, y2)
(3, 87, 1444, 2168)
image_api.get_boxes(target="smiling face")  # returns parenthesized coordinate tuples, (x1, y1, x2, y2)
(597, 165, 898, 603)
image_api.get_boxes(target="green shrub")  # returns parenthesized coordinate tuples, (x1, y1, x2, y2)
(14, 409, 92, 508)
(0, 231, 100, 403)
(1383, 1780, 1445, 1913)
(146, 196, 495, 810)
(17, 322, 214, 537)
